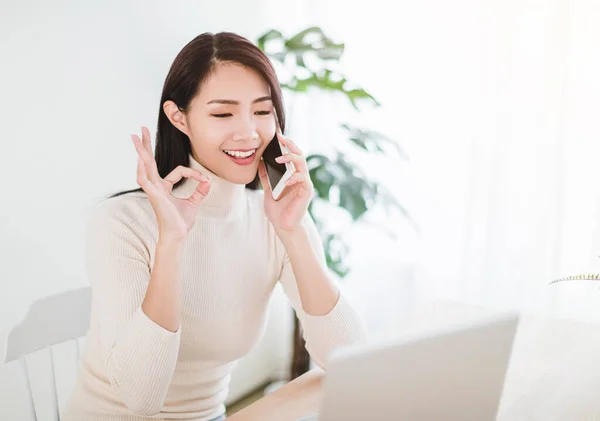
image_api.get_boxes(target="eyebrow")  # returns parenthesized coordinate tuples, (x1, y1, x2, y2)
(207, 96, 272, 105)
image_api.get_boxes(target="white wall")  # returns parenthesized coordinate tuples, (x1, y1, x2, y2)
(0, 0, 316, 418)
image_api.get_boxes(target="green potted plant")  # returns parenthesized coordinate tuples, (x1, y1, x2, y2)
(256, 27, 415, 380)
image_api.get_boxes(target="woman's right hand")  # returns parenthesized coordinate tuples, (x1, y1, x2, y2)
(131, 126, 211, 242)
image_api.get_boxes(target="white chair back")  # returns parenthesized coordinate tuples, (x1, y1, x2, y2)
(4, 287, 91, 421)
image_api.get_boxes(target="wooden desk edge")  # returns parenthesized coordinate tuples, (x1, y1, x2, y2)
(227, 368, 325, 421)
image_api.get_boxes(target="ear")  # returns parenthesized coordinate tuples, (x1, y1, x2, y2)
(163, 100, 190, 137)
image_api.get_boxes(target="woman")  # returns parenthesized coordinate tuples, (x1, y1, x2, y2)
(63, 31, 367, 421)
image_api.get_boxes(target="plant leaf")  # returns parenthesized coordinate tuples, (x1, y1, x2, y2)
(340, 123, 408, 159)
(549, 273, 600, 284)
(286, 70, 347, 93)
(285, 27, 345, 65)
(256, 29, 284, 53)
(345, 88, 381, 110)
(324, 234, 351, 278)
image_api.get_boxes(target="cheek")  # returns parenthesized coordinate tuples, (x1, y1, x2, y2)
(258, 118, 276, 140)
(195, 123, 229, 148)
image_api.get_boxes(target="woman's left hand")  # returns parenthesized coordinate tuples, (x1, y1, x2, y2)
(258, 127, 314, 237)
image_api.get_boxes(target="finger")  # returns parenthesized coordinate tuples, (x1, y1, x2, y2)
(131, 134, 159, 183)
(132, 134, 157, 182)
(136, 157, 161, 196)
(164, 165, 211, 186)
(141, 126, 153, 156)
(136, 157, 147, 186)
(258, 159, 272, 195)
(188, 178, 211, 205)
(275, 152, 307, 172)
(276, 133, 303, 156)
(285, 171, 312, 189)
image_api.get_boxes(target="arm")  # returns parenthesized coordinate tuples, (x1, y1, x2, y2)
(277, 214, 368, 369)
(87, 200, 182, 416)
(142, 238, 183, 332)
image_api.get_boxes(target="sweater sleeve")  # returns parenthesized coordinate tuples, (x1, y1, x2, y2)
(85, 198, 181, 416)
(277, 213, 368, 369)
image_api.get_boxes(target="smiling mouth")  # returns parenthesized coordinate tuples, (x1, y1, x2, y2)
(223, 149, 258, 166)
(223, 149, 257, 158)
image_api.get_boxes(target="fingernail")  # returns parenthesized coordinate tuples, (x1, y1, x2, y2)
(276, 156, 284, 162)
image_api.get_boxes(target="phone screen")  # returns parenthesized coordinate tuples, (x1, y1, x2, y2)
(262, 134, 287, 188)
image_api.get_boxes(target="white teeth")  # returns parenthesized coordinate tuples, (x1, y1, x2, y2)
(225, 149, 256, 158)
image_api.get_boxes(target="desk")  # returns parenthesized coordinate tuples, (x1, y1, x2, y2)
(228, 301, 600, 420)
(226, 369, 323, 421)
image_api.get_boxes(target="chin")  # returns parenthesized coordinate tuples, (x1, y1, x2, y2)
(224, 168, 259, 185)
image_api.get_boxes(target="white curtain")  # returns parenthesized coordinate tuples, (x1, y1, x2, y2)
(288, 0, 600, 331)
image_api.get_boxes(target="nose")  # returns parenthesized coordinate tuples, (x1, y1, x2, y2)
(232, 116, 258, 143)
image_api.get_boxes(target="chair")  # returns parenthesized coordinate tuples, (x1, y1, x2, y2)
(3, 285, 290, 418)
(4, 287, 92, 421)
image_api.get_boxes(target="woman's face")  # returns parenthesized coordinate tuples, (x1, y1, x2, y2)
(165, 61, 276, 185)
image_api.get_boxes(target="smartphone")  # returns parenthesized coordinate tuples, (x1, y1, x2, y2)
(262, 132, 296, 200)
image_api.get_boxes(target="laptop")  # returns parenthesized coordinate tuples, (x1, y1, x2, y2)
(297, 310, 519, 421)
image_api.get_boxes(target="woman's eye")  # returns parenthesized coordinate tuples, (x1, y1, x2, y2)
(211, 111, 271, 118)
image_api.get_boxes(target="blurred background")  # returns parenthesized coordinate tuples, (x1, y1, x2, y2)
(1, 0, 600, 418)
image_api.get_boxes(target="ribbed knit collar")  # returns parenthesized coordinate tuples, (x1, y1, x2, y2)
(173, 153, 248, 220)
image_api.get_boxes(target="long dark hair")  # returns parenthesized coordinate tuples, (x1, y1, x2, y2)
(110, 32, 286, 198)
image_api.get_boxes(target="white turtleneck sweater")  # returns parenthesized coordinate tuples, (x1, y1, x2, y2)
(62, 154, 367, 421)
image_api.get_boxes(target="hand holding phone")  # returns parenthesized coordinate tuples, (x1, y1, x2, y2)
(262, 132, 296, 200)
(258, 127, 315, 234)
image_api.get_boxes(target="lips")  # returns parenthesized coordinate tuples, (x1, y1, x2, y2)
(224, 150, 257, 166)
